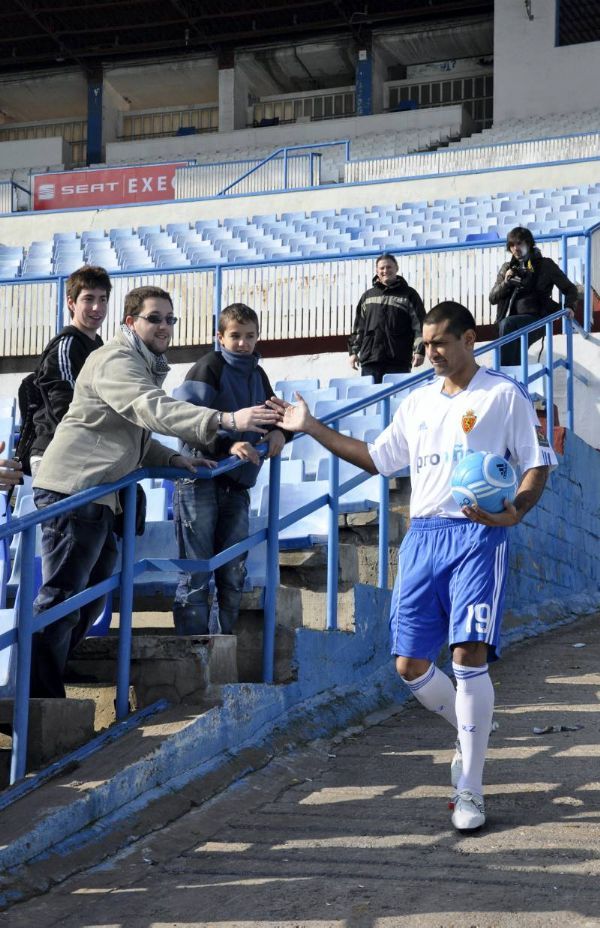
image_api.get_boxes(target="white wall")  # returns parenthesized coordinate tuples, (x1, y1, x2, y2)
(0, 137, 69, 172)
(494, 0, 600, 122)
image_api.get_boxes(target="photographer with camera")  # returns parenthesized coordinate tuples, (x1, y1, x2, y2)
(489, 226, 578, 365)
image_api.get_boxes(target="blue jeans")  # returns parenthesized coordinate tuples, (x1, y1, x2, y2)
(31, 489, 118, 698)
(173, 478, 249, 636)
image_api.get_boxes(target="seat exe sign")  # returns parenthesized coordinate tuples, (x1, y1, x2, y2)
(32, 162, 188, 210)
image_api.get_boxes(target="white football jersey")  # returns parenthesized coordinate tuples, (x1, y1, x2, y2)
(368, 367, 557, 519)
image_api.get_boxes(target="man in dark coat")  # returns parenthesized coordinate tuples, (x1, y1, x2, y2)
(489, 227, 578, 366)
(349, 253, 425, 383)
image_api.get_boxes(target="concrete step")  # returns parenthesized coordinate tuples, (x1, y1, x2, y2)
(0, 697, 96, 787)
(69, 634, 238, 709)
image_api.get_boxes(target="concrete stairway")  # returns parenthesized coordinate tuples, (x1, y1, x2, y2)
(1, 477, 410, 788)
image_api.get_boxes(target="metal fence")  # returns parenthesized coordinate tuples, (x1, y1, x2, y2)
(345, 131, 600, 183)
(175, 154, 319, 199)
(0, 183, 11, 214)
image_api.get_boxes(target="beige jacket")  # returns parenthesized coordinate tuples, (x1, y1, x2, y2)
(33, 329, 217, 509)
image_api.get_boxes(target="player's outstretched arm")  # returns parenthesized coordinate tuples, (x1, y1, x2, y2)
(463, 465, 548, 527)
(275, 393, 378, 475)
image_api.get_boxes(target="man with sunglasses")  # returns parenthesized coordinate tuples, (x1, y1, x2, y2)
(31, 285, 282, 697)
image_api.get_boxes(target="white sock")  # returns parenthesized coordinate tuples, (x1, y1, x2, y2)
(453, 662, 494, 796)
(402, 663, 458, 729)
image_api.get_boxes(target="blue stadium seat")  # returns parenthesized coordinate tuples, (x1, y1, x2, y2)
(259, 481, 329, 549)
(297, 388, 337, 412)
(328, 375, 374, 395)
(274, 379, 319, 401)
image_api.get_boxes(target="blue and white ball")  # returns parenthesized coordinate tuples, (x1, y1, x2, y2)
(451, 452, 517, 513)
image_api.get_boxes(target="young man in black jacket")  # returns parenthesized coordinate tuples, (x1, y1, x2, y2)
(29, 265, 111, 477)
(348, 253, 426, 383)
(489, 227, 578, 365)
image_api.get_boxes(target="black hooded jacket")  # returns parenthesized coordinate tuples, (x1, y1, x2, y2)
(489, 247, 578, 323)
(348, 275, 425, 369)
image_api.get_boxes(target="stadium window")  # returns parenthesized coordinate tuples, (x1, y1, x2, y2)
(324, 96, 333, 118)
(345, 93, 354, 114)
(399, 87, 409, 102)
(313, 97, 322, 119)
(334, 95, 343, 116)
(442, 81, 451, 103)
(421, 85, 430, 106)
(431, 83, 440, 105)
(463, 78, 473, 99)
(453, 80, 462, 101)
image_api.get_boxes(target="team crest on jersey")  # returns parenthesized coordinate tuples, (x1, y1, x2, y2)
(536, 425, 550, 448)
(461, 409, 477, 433)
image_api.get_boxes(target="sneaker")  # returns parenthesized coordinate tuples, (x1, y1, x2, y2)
(450, 789, 485, 831)
(450, 739, 462, 788)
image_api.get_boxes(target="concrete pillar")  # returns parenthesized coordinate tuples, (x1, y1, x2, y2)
(355, 48, 373, 116)
(218, 59, 249, 133)
(371, 43, 387, 115)
(102, 78, 129, 151)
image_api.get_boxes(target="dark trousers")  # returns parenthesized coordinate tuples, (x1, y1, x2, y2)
(30, 489, 118, 698)
(360, 362, 411, 384)
(498, 314, 543, 366)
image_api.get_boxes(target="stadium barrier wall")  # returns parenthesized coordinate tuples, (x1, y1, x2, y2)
(345, 130, 600, 183)
(0, 312, 586, 788)
(0, 235, 572, 359)
(175, 153, 319, 198)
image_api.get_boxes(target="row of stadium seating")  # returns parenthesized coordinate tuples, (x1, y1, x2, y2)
(346, 130, 600, 183)
(447, 108, 600, 149)
(1, 183, 596, 282)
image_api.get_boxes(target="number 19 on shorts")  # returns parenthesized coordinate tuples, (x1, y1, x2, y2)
(465, 603, 491, 634)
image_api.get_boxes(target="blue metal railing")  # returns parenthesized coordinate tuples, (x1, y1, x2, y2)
(0, 308, 577, 787)
(216, 139, 351, 196)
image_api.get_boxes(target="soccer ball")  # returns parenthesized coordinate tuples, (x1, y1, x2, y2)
(451, 452, 517, 513)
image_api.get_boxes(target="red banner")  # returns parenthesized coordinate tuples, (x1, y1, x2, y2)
(32, 162, 187, 210)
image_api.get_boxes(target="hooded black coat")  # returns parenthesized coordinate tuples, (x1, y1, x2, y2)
(348, 274, 425, 370)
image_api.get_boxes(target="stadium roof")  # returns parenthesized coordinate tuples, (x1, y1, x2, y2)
(0, 1, 494, 74)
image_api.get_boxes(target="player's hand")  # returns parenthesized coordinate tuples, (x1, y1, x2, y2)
(280, 392, 315, 434)
(229, 441, 260, 465)
(234, 404, 283, 434)
(349, 354, 359, 370)
(264, 429, 286, 459)
(171, 453, 217, 474)
(412, 353, 424, 368)
(461, 498, 521, 527)
(504, 269, 515, 283)
(0, 441, 23, 491)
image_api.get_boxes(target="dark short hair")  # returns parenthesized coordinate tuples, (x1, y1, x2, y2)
(123, 286, 173, 322)
(423, 301, 477, 338)
(376, 253, 398, 268)
(66, 265, 112, 314)
(506, 226, 535, 251)
(218, 302, 260, 335)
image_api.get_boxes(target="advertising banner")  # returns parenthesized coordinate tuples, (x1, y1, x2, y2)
(33, 162, 188, 210)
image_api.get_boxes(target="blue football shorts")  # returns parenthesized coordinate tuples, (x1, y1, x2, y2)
(389, 517, 509, 663)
